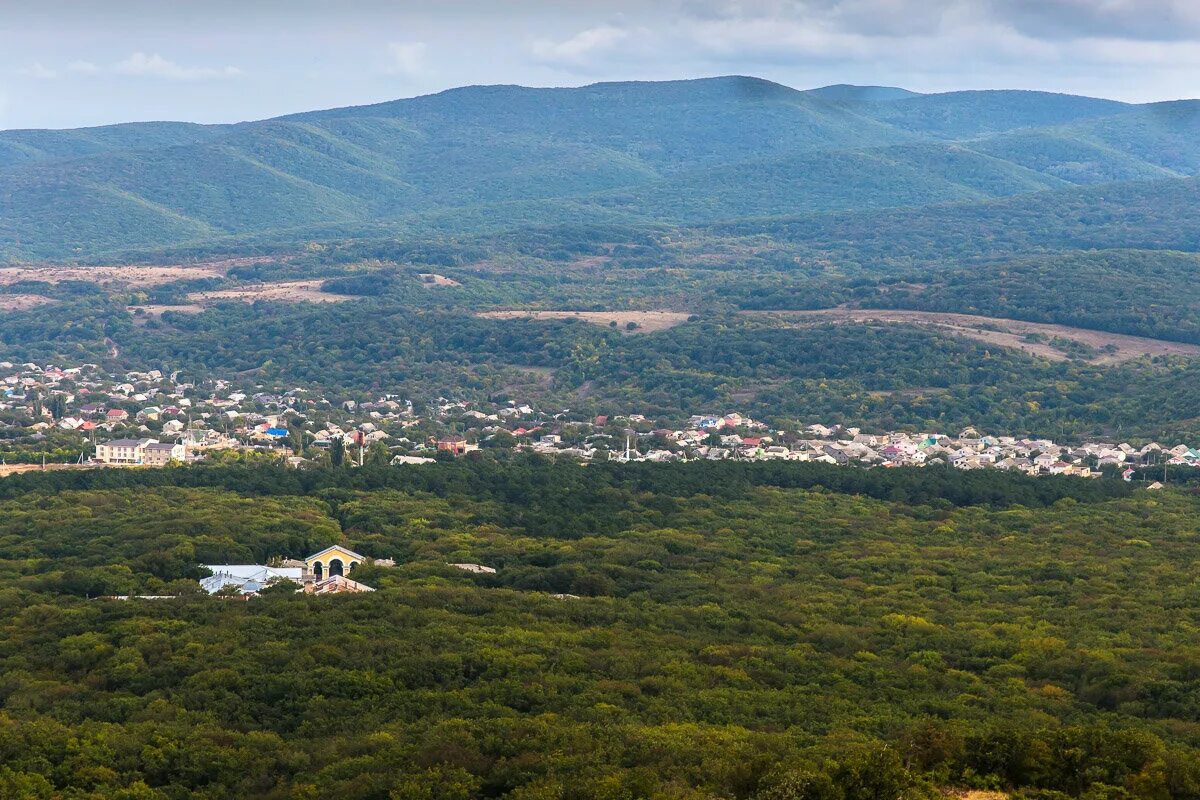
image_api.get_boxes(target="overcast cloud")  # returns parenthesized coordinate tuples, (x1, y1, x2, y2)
(1, 0, 1198, 129)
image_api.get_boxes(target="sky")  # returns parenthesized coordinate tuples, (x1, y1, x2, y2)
(2, 0, 1199, 130)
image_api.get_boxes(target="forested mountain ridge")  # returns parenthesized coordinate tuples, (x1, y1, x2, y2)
(2, 75, 1199, 262)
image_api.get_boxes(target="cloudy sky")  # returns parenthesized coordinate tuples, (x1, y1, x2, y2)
(3, 0, 1199, 129)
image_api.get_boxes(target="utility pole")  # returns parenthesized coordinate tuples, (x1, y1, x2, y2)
(1162, 430, 1168, 485)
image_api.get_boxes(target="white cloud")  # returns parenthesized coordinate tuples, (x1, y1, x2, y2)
(17, 62, 57, 80)
(66, 60, 100, 75)
(524, 0, 1200, 89)
(113, 52, 242, 80)
(991, 0, 1200, 41)
(531, 24, 636, 68)
(682, 6, 1062, 65)
(384, 42, 429, 78)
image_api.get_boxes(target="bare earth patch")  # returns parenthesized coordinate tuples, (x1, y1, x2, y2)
(478, 310, 692, 334)
(418, 273, 462, 287)
(0, 265, 223, 287)
(747, 309, 1200, 364)
(187, 255, 281, 273)
(0, 256, 282, 289)
(569, 255, 613, 270)
(0, 463, 96, 477)
(127, 304, 206, 317)
(187, 280, 353, 305)
(0, 294, 55, 311)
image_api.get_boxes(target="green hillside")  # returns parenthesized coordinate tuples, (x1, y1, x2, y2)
(0, 120, 226, 169)
(292, 76, 918, 170)
(862, 89, 1133, 137)
(1065, 101, 1200, 174)
(592, 142, 1068, 222)
(844, 249, 1200, 344)
(719, 176, 1200, 269)
(5, 76, 1200, 263)
(967, 129, 1181, 184)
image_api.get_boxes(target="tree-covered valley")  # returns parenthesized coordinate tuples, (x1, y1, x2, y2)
(2, 459, 1200, 799)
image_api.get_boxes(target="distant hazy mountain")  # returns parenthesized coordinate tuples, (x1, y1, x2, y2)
(862, 90, 1133, 137)
(804, 84, 922, 103)
(1, 75, 1198, 262)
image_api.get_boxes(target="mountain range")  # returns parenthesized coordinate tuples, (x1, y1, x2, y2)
(1, 75, 1198, 262)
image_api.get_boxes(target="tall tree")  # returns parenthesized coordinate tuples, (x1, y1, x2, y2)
(47, 395, 67, 420)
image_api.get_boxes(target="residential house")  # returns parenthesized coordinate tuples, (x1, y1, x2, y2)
(142, 442, 186, 467)
(437, 435, 469, 455)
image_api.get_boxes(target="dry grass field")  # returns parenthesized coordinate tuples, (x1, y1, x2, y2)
(417, 272, 462, 287)
(0, 256, 280, 290)
(126, 304, 206, 317)
(0, 265, 222, 287)
(0, 293, 55, 311)
(748, 308, 1200, 363)
(478, 309, 692, 334)
(186, 280, 353, 305)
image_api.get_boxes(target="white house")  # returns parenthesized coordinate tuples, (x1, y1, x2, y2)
(142, 442, 186, 466)
(200, 565, 303, 594)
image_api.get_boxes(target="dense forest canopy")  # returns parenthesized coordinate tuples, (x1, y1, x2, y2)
(1, 459, 1199, 798)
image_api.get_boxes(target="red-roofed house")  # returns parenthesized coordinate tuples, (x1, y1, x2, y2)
(437, 435, 468, 455)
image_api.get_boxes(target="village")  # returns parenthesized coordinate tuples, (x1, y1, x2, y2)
(2, 359, 1192, 482)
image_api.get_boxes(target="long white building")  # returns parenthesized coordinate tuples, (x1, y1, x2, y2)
(94, 438, 185, 465)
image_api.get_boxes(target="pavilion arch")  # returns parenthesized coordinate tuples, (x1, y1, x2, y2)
(304, 545, 366, 582)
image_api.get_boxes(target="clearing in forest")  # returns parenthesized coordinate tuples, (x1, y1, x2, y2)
(418, 273, 462, 287)
(0, 294, 55, 311)
(0, 264, 223, 287)
(747, 308, 1200, 363)
(477, 309, 692, 333)
(186, 280, 354, 305)
(0, 257, 281, 290)
(126, 304, 206, 317)
(127, 280, 357, 316)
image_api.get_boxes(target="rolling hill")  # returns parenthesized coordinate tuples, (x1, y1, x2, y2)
(2, 75, 1200, 263)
